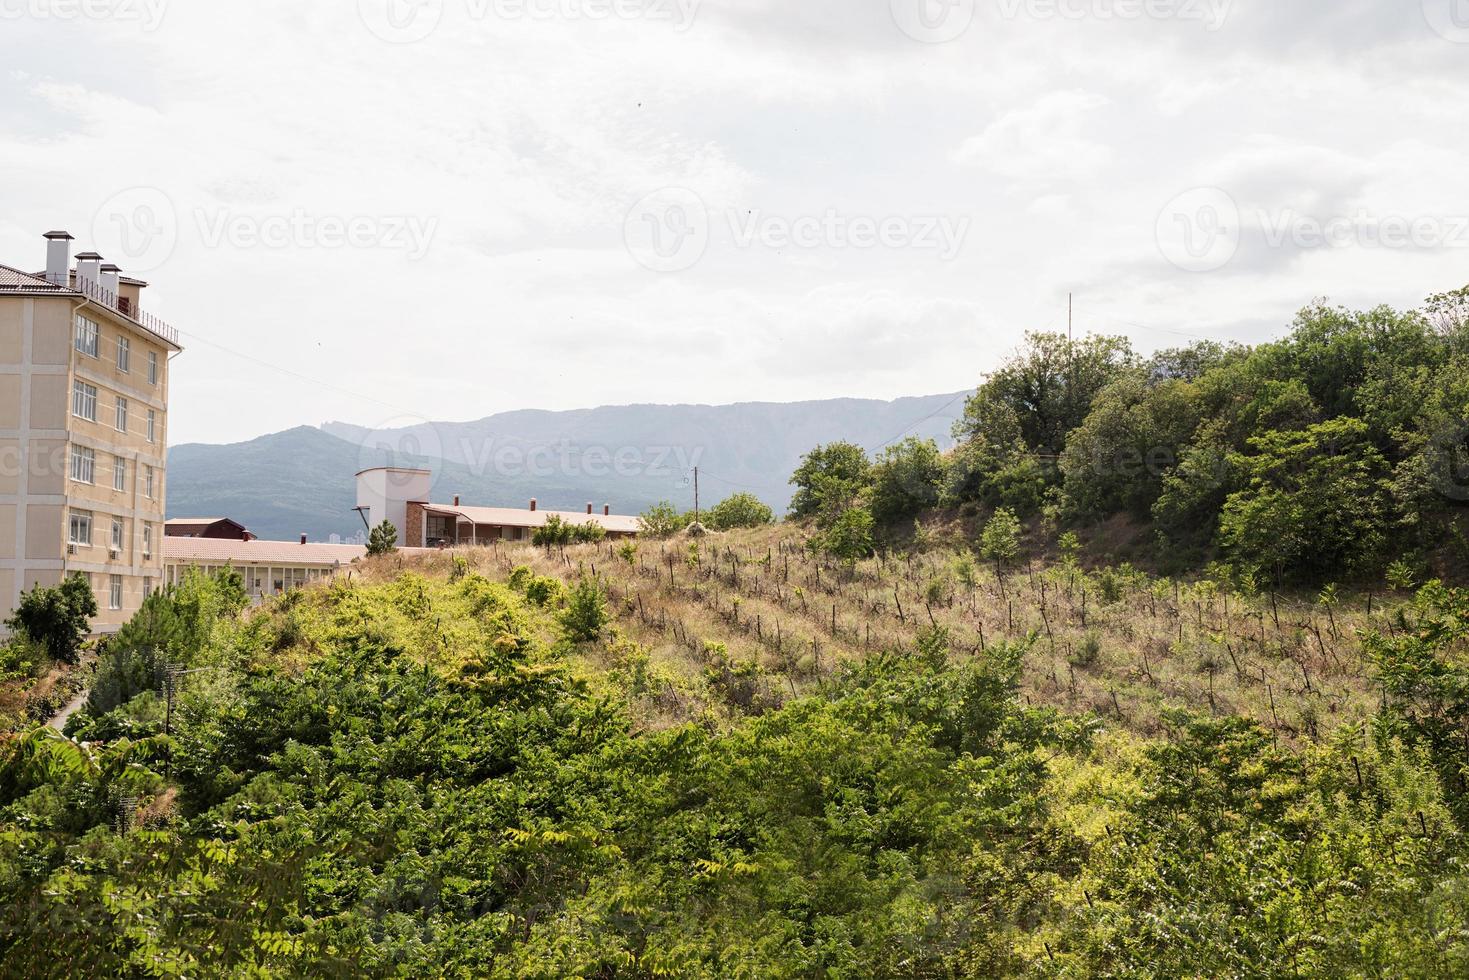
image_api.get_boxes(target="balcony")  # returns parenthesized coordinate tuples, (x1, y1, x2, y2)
(71, 274, 180, 348)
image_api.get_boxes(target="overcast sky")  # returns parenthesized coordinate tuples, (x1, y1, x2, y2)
(3, 0, 1467, 445)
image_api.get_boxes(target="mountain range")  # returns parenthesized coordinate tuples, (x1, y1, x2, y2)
(166, 393, 972, 541)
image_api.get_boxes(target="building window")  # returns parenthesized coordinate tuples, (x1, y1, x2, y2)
(74, 315, 98, 357)
(69, 510, 92, 547)
(142, 525, 152, 558)
(111, 518, 125, 552)
(145, 465, 155, 499)
(109, 575, 123, 611)
(72, 380, 98, 421)
(148, 351, 158, 385)
(147, 409, 156, 444)
(114, 456, 127, 492)
(117, 336, 130, 373)
(143, 576, 153, 596)
(115, 397, 128, 433)
(70, 445, 95, 484)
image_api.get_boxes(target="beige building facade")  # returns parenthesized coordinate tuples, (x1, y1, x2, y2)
(1, 232, 181, 634)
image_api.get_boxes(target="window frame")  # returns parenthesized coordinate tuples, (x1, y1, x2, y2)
(109, 575, 123, 611)
(116, 335, 130, 373)
(72, 380, 98, 422)
(147, 350, 158, 385)
(74, 316, 99, 358)
(68, 510, 92, 547)
(111, 517, 124, 552)
(115, 396, 128, 433)
(70, 445, 96, 485)
(113, 456, 127, 492)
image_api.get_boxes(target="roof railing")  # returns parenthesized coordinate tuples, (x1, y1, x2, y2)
(71, 275, 180, 347)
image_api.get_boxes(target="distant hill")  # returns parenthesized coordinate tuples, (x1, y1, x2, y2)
(168, 393, 971, 541)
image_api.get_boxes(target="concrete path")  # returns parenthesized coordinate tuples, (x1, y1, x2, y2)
(46, 690, 88, 731)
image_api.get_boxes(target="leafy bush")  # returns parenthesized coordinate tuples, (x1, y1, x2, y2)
(705, 492, 775, 531)
(559, 575, 609, 642)
(367, 519, 398, 556)
(4, 572, 97, 665)
(638, 500, 686, 538)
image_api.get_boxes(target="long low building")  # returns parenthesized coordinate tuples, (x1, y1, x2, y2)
(356, 467, 641, 548)
(163, 535, 368, 600)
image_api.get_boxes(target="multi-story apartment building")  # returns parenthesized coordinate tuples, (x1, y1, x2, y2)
(1, 231, 181, 633)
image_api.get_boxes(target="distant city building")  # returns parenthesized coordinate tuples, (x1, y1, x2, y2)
(355, 467, 640, 547)
(1, 231, 182, 633)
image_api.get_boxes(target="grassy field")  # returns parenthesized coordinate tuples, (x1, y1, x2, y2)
(369, 524, 1404, 743)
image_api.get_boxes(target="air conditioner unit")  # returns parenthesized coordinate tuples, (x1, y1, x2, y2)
(67, 544, 77, 555)
(109, 548, 120, 559)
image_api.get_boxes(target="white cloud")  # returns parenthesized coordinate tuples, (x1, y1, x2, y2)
(952, 91, 1113, 183)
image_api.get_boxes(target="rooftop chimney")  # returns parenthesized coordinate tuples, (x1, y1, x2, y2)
(453, 494, 460, 507)
(100, 263, 121, 298)
(587, 503, 593, 515)
(300, 533, 308, 545)
(529, 498, 537, 512)
(43, 231, 73, 286)
(75, 251, 103, 288)
(604, 504, 610, 517)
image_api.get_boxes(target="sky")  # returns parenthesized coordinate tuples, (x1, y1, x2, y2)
(2, 0, 1467, 446)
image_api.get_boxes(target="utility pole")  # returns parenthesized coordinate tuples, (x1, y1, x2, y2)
(1068, 292, 1073, 341)
(693, 466, 700, 523)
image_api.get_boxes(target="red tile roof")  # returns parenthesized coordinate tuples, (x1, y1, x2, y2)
(425, 504, 641, 535)
(163, 537, 368, 566)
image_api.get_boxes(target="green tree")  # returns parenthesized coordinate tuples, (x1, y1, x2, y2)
(789, 442, 871, 525)
(705, 493, 775, 531)
(868, 437, 944, 525)
(559, 576, 610, 643)
(367, 520, 398, 556)
(956, 331, 1137, 455)
(533, 514, 573, 548)
(1218, 417, 1391, 582)
(814, 507, 875, 566)
(979, 507, 1022, 571)
(638, 501, 686, 538)
(5, 572, 97, 665)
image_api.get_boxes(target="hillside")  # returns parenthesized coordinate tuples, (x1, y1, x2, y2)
(168, 393, 968, 540)
(4, 532, 1467, 975)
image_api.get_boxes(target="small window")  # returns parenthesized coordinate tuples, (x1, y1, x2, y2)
(117, 336, 130, 373)
(145, 465, 155, 499)
(147, 351, 158, 385)
(115, 397, 128, 433)
(111, 518, 124, 551)
(69, 510, 92, 546)
(147, 410, 156, 444)
(143, 576, 153, 596)
(143, 525, 153, 558)
(72, 380, 98, 421)
(113, 456, 127, 492)
(109, 575, 123, 611)
(70, 445, 95, 484)
(74, 316, 98, 357)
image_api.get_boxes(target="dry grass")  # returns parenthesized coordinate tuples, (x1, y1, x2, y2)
(377, 525, 1410, 743)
